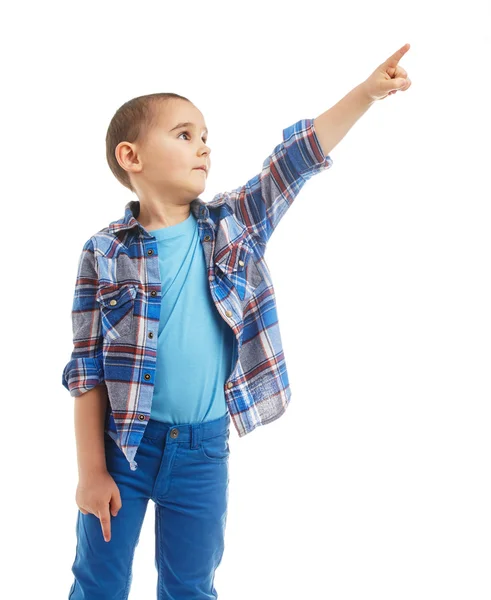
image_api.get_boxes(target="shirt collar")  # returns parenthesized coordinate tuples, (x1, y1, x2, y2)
(107, 197, 222, 238)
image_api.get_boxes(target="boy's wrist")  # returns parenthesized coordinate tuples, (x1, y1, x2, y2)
(357, 81, 377, 105)
(78, 464, 108, 480)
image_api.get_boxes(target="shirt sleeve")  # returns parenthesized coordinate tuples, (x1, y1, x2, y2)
(62, 237, 105, 397)
(218, 118, 333, 246)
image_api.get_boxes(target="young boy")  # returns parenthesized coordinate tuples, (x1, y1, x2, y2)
(63, 44, 411, 599)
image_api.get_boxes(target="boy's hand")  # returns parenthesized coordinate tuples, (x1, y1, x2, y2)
(76, 471, 123, 543)
(361, 43, 412, 101)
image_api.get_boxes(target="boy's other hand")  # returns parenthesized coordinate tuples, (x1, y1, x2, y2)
(76, 471, 123, 543)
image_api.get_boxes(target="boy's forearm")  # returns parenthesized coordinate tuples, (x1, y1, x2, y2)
(74, 384, 109, 478)
(313, 83, 374, 156)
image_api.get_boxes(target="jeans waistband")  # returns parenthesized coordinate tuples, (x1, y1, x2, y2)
(142, 411, 230, 449)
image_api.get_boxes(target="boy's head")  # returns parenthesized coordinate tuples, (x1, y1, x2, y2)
(106, 93, 211, 204)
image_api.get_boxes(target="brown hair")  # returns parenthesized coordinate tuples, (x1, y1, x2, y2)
(105, 92, 191, 193)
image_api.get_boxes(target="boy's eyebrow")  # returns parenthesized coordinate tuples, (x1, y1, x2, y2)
(169, 122, 208, 134)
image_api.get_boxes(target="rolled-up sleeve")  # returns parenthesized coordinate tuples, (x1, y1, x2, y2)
(62, 237, 105, 397)
(216, 118, 333, 246)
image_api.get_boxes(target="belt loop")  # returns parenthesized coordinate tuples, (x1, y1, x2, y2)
(190, 423, 200, 449)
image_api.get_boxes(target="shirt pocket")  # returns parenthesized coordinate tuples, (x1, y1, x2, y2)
(216, 238, 263, 301)
(96, 283, 138, 341)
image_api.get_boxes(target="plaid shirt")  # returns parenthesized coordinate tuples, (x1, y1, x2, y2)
(62, 117, 333, 470)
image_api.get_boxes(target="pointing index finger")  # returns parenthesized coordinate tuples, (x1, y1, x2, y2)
(386, 43, 411, 68)
(99, 506, 112, 542)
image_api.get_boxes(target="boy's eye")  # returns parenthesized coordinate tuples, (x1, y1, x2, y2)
(179, 131, 208, 144)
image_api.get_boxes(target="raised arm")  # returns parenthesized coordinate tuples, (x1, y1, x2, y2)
(218, 118, 334, 246)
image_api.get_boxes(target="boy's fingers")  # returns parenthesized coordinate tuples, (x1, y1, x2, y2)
(98, 507, 111, 542)
(110, 487, 123, 516)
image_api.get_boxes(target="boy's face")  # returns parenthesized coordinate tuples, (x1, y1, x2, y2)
(122, 100, 211, 202)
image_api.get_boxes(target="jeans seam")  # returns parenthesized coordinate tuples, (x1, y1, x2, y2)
(157, 504, 164, 599)
(122, 510, 146, 600)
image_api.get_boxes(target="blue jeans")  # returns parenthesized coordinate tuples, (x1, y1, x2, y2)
(68, 412, 230, 599)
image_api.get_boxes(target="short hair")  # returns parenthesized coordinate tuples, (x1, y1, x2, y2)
(105, 92, 191, 193)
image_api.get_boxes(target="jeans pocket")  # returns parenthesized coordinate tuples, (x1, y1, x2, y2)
(141, 432, 159, 444)
(199, 433, 230, 463)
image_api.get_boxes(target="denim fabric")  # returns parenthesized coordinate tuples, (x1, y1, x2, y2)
(68, 412, 230, 599)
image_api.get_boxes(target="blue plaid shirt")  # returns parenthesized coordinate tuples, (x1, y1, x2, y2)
(62, 118, 333, 470)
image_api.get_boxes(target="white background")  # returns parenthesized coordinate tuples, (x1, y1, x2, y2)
(2, 0, 490, 598)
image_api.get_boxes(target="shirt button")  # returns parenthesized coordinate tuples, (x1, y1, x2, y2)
(144, 373, 151, 380)
(148, 332, 154, 338)
(238, 260, 244, 267)
(151, 290, 157, 296)
(225, 310, 232, 317)
(110, 299, 117, 306)
(227, 382, 233, 389)
(204, 235, 211, 241)
(138, 414, 145, 421)
(147, 249, 154, 255)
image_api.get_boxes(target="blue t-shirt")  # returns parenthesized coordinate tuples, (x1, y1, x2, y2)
(149, 210, 235, 424)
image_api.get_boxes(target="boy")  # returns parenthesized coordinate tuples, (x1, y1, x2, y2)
(63, 44, 411, 599)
